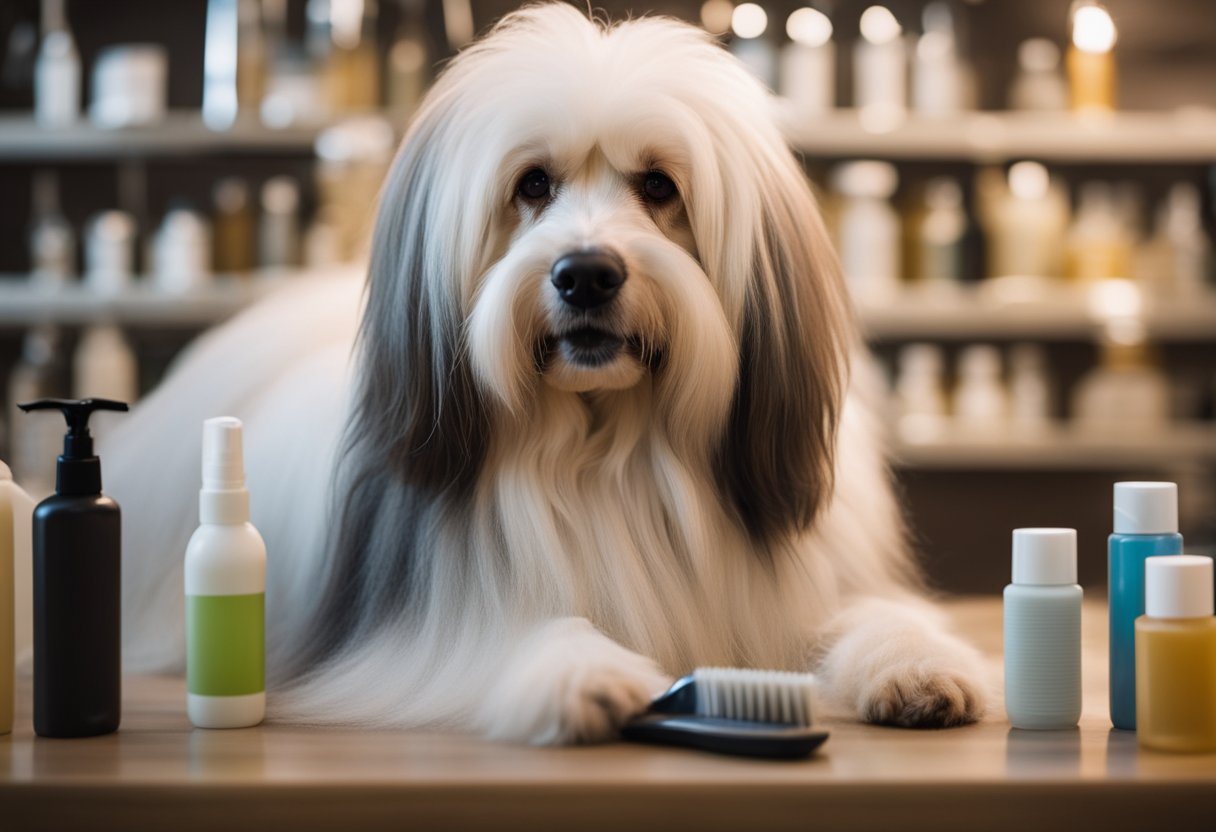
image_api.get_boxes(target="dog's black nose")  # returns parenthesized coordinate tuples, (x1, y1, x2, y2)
(550, 251, 626, 309)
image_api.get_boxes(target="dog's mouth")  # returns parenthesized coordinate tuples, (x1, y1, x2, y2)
(536, 328, 662, 373)
(559, 327, 624, 367)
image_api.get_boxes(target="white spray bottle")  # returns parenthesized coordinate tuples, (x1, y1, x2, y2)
(185, 417, 266, 728)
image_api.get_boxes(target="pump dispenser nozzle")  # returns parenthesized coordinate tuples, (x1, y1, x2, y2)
(17, 398, 128, 496)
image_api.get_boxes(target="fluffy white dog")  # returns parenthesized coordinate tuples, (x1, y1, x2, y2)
(109, 3, 987, 742)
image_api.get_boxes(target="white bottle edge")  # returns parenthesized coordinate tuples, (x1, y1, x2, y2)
(188, 691, 265, 729)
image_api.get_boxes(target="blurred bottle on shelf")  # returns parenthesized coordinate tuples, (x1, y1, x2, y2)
(1067, 1, 1117, 113)
(1008, 38, 1068, 111)
(84, 211, 137, 295)
(387, 0, 430, 120)
(238, 0, 268, 117)
(914, 177, 967, 288)
(780, 6, 834, 115)
(1073, 339, 1169, 432)
(33, 0, 80, 126)
(1009, 344, 1052, 433)
(1140, 183, 1213, 297)
(954, 345, 1008, 434)
(90, 45, 168, 129)
(314, 117, 395, 262)
(7, 326, 68, 497)
(1068, 181, 1133, 281)
(304, 218, 343, 268)
(894, 343, 948, 441)
(832, 160, 900, 301)
(261, 0, 327, 128)
(321, 0, 382, 113)
(213, 178, 256, 274)
(912, 2, 966, 116)
(258, 177, 301, 269)
(73, 325, 139, 410)
(977, 162, 1068, 280)
(700, 0, 733, 38)
(203, 0, 266, 129)
(730, 4, 776, 89)
(29, 171, 75, 288)
(153, 205, 213, 293)
(854, 5, 905, 125)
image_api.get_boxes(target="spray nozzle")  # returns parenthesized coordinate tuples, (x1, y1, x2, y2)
(18, 398, 129, 460)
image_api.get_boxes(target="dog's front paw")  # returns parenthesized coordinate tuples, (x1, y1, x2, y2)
(819, 598, 990, 729)
(479, 617, 670, 745)
(858, 664, 984, 728)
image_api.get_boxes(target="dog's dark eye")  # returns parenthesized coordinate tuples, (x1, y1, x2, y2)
(517, 168, 551, 201)
(642, 171, 677, 203)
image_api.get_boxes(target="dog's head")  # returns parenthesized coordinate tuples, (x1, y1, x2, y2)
(357, 4, 853, 544)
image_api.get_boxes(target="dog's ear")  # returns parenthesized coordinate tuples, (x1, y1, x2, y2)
(350, 104, 490, 496)
(714, 157, 854, 547)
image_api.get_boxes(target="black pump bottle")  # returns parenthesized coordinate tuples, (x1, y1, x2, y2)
(18, 398, 128, 738)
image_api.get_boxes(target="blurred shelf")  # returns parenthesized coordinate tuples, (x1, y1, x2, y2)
(780, 107, 1216, 163)
(0, 113, 330, 160)
(6, 108, 1215, 164)
(892, 424, 1216, 470)
(857, 285, 1216, 341)
(0, 275, 291, 327)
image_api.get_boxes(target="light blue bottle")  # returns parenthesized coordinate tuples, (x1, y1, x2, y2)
(1109, 482, 1183, 730)
(1005, 528, 1082, 730)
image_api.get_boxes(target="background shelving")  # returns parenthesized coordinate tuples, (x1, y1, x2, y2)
(857, 286, 1216, 341)
(0, 275, 287, 327)
(0, 113, 332, 160)
(780, 107, 1216, 163)
(891, 424, 1216, 470)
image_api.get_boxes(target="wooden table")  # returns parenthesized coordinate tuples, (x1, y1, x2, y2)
(3, 598, 1215, 831)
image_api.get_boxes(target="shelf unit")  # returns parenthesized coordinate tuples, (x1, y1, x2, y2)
(0, 113, 334, 160)
(3, 106, 1215, 474)
(890, 424, 1216, 470)
(11, 107, 1216, 166)
(0, 275, 289, 327)
(779, 106, 1216, 163)
(857, 285, 1216, 341)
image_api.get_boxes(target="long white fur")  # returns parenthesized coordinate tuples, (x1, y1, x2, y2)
(103, 5, 988, 742)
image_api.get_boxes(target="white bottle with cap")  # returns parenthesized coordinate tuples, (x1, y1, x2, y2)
(832, 160, 901, 302)
(1135, 555, 1216, 752)
(1004, 528, 1082, 730)
(954, 344, 1008, 435)
(184, 417, 266, 728)
(34, 0, 81, 126)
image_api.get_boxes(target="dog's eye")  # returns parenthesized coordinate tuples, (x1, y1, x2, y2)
(642, 171, 677, 203)
(517, 168, 551, 201)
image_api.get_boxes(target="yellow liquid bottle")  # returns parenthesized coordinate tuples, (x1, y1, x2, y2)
(1135, 555, 1216, 753)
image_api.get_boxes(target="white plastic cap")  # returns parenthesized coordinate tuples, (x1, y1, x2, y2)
(0, 458, 10, 480)
(202, 417, 246, 491)
(959, 345, 1002, 379)
(899, 343, 943, 377)
(1012, 528, 1077, 585)
(1113, 482, 1178, 534)
(1145, 555, 1214, 619)
(831, 161, 898, 199)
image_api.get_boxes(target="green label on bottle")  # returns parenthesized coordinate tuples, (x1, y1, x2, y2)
(187, 593, 265, 697)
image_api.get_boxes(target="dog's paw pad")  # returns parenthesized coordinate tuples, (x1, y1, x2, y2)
(860, 668, 984, 728)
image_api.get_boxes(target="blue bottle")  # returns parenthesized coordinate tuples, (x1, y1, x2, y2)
(1109, 482, 1183, 730)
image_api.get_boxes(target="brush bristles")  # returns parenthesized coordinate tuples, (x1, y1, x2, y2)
(692, 667, 816, 726)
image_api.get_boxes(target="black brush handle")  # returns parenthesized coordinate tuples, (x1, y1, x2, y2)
(621, 714, 830, 759)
